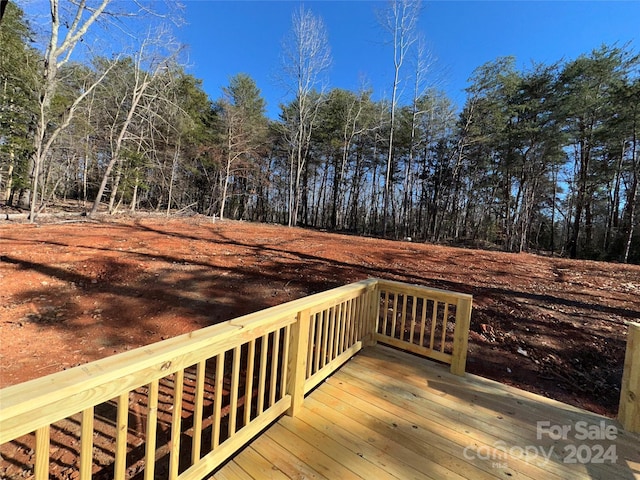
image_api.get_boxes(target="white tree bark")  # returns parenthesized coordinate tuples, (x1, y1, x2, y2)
(281, 6, 331, 227)
(28, 0, 113, 221)
(379, 0, 421, 236)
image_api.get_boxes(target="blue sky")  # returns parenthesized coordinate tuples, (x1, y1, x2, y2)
(179, 1, 640, 119)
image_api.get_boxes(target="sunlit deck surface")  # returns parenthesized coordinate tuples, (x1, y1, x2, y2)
(212, 345, 640, 480)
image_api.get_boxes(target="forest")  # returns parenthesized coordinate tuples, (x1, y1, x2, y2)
(1, 1, 639, 262)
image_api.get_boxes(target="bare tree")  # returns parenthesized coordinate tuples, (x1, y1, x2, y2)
(378, 0, 421, 236)
(280, 5, 331, 227)
(89, 31, 181, 217)
(26, 0, 181, 221)
(27, 0, 115, 220)
(401, 34, 436, 237)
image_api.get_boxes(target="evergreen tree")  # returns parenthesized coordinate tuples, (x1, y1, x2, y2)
(0, 2, 39, 205)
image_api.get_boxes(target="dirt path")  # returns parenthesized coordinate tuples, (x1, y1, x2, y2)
(1, 217, 639, 418)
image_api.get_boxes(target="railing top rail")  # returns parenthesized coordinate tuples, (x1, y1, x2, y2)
(0, 279, 376, 426)
(376, 278, 473, 304)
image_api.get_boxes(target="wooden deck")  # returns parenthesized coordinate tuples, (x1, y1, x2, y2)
(212, 345, 640, 480)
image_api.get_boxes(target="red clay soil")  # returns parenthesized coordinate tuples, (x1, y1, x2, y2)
(1, 215, 639, 421)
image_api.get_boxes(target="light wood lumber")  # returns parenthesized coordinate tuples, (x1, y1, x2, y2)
(303, 341, 362, 395)
(1, 279, 378, 444)
(327, 306, 336, 363)
(144, 379, 159, 480)
(179, 399, 291, 480)
(266, 423, 365, 480)
(381, 290, 389, 337)
(34, 426, 50, 480)
(334, 302, 344, 356)
(249, 427, 330, 480)
(313, 312, 323, 374)
(619, 322, 640, 433)
(232, 446, 290, 480)
(399, 294, 408, 342)
(419, 297, 427, 346)
(306, 314, 316, 378)
(276, 416, 400, 480)
(429, 300, 438, 349)
(212, 461, 254, 480)
(279, 326, 290, 399)
(390, 293, 398, 340)
(229, 347, 241, 435)
(169, 369, 184, 479)
(320, 309, 331, 370)
(2, 278, 481, 480)
(269, 330, 280, 408)
(440, 302, 449, 353)
(450, 296, 472, 376)
(192, 360, 206, 463)
(323, 369, 564, 479)
(285, 309, 310, 417)
(256, 335, 268, 416)
(0, 315, 295, 444)
(115, 392, 129, 479)
(409, 295, 417, 343)
(348, 347, 639, 479)
(374, 333, 452, 364)
(295, 402, 439, 480)
(243, 340, 256, 428)
(377, 279, 472, 304)
(80, 407, 94, 480)
(311, 384, 522, 480)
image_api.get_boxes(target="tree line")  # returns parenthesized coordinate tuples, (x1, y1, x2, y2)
(1, 1, 639, 262)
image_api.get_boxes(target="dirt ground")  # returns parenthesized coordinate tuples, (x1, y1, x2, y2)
(1, 215, 639, 423)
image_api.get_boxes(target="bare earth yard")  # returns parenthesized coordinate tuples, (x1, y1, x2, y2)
(1, 216, 639, 420)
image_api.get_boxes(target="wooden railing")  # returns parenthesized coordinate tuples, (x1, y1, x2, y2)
(0, 278, 471, 479)
(374, 279, 473, 376)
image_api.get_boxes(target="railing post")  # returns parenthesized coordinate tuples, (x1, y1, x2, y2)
(450, 295, 472, 376)
(618, 322, 640, 433)
(365, 282, 380, 346)
(286, 309, 311, 417)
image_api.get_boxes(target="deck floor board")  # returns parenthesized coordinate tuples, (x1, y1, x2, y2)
(213, 345, 640, 480)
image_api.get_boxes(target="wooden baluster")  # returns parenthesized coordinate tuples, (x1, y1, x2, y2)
(429, 300, 438, 350)
(144, 380, 159, 480)
(257, 335, 268, 416)
(34, 426, 50, 480)
(243, 339, 256, 427)
(313, 312, 323, 373)
(327, 306, 336, 362)
(306, 314, 316, 377)
(169, 370, 184, 479)
(418, 298, 428, 347)
(269, 331, 280, 407)
(390, 294, 398, 340)
(229, 346, 241, 435)
(80, 407, 94, 480)
(381, 290, 389, 336)
(408, 296, 418, 344)
(320, 309, 331, 368)
(115, 392, 129, 479)
(342, 299, 352, 351)
(192, 361, 206, 463)
(212, 354, 224, 448)
(334, 303, 344, 355)
(280, 325, 291, 399)
(440, 303, 450, 353)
